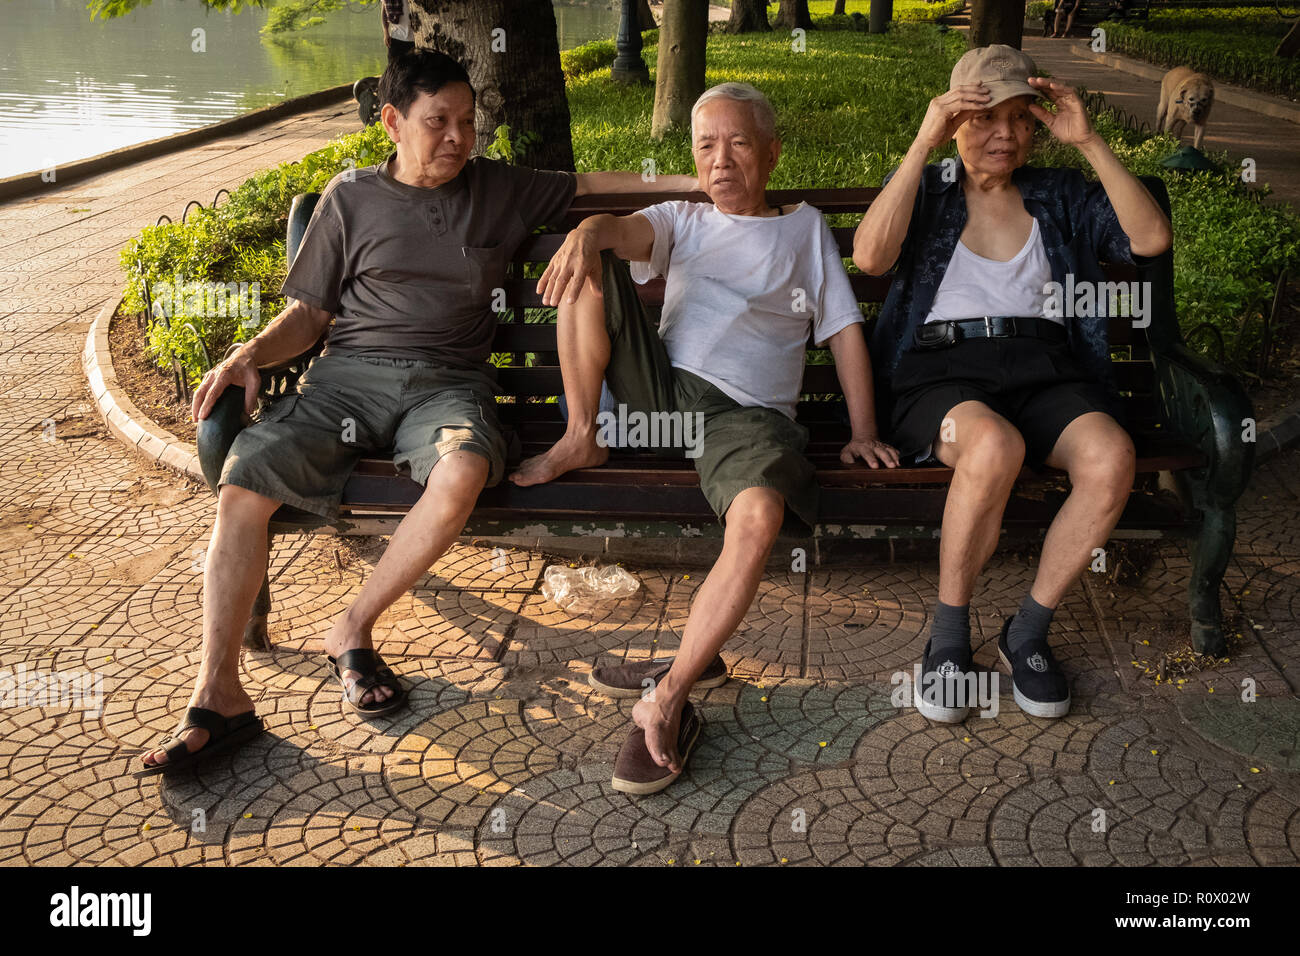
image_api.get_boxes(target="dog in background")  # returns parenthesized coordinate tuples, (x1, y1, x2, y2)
(1156, 67, 1215, 150)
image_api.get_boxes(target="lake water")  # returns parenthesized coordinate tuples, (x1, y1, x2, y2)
(0, 0, 625, 179)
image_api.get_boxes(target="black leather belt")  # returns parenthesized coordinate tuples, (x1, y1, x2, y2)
(913, 315, 1067, 350)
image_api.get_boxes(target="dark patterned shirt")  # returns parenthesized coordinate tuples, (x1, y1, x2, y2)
(869, 162, 1140, 392)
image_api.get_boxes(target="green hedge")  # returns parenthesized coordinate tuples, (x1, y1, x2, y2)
(1105, 9, 1300, 99)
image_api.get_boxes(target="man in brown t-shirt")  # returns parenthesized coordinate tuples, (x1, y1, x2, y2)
(137, 50, 696, 774)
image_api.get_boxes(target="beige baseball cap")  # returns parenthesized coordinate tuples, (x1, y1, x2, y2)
(950, 44, 1039, 108)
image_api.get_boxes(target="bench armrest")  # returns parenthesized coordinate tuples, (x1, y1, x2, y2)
(1150, 340, 1255, 506)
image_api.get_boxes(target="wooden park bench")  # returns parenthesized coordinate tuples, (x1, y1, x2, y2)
(195, 180, 1254, 657)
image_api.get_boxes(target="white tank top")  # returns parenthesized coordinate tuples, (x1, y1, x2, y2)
(924, 217, 1058, 325)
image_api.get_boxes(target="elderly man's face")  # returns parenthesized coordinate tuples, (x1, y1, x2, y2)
(691, 98, 780, 211)
(955, 95, 1035, 177)
(383, 82, 476, 182)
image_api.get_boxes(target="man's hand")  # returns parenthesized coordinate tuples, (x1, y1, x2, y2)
(1027, 77, 1098, 148)
(841, 436, 901, 469)
(914, 83, 992, 154)
(192, 349, 262, 422)
(538, 224, 604, 306)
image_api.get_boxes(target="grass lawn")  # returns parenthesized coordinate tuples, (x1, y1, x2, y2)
(568, 22, 965, 189)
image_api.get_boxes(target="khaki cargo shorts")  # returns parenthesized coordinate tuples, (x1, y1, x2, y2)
(219, 353, 509, 520)
(599, 251, 818, 532)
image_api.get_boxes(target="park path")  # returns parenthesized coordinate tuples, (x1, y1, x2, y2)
(1025, 35, 1300, 209)
(0, 75, 1298, 866)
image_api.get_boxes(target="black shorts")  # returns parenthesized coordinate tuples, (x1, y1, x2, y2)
(888, 335, 1124, 467)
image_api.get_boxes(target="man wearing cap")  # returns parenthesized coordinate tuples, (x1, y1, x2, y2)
(853, 45, 1172, 721)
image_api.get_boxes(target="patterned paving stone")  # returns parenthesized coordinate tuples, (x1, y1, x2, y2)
(802, 566, 932, 682)
(386, 698, 564, 828)
(98, 648, 207, 751)
(1089, 545, 1289, 698)
(1230, 554, 1300, 686)
(426, 541, 546, 592)
(659, 571, 806, 679)
(1177, 697, 1300, 772)
(0, 531, 185, 639)
(477, 767, 674, 866)
(504, 567, 671, 668)
(4, 759, 222, 865)
(257, 541, 526, 659)
(851, 713, 1034, 842)
(294, 655, 506, 756)
(731, 771, 926, 866)
(1243, 787, 1300, 865)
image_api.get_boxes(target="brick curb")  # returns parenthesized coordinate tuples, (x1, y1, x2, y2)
(83, 296, 207, 486)
(1070, 40, 1300, 126)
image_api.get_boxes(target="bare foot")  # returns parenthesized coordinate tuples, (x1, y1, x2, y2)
(509, 431, 609, 487)
(632, 697, 681, 772)
(138, 684, 256, 769)
(323, 613, 393, 707)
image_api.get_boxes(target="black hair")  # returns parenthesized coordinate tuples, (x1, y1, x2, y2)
(379, 50, 475, 117)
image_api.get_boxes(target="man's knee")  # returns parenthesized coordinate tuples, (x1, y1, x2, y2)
(952, 416, 1025, 482)
(424, 450, 490, 502)
(1068, 430, 1136, 506)
(724, 489, 785, 548)
(216, 483, 281, 523)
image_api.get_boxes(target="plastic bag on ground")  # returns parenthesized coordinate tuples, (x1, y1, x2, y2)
(541, 563, 640, 614)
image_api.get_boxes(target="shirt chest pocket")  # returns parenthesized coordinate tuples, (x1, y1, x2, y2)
(459, 244, 507, 305)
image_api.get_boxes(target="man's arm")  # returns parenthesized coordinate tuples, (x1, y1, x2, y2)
(827, 324, 899, 468)
(537, 212, 657, 306)
(575, 171, 698, 196)
(191, 298, 331, 421)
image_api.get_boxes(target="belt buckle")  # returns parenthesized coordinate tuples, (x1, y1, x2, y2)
(985, 316, 1017, 338)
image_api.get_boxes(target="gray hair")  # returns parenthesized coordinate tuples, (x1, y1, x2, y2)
(690, 82, 777, 143)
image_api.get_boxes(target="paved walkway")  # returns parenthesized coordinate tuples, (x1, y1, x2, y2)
(1024, 35, 1300, 209)
(2, 95, 1300, 866)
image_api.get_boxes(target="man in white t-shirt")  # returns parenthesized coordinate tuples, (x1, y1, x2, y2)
(510, 82, 899, 795)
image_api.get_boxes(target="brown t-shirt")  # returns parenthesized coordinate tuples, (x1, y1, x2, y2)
(282, 153, 576, 369)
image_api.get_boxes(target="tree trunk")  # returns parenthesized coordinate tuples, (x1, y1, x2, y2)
(637, 0, 656, 31)
(773, 0, 814, 30)
(969, 0, 1024, 49)
(408, 0, 574, 171)
(652, 0, 708, 140)
(833, 0, 847, 14)
(1276, 19, 1300, 58)
(728, 0, 772, 32)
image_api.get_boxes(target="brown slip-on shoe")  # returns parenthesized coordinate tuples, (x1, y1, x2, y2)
(610, 701, 702, 796)
(589, 655, 727, 698)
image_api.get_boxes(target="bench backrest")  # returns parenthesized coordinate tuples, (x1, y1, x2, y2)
(286, 179, 1179, 440)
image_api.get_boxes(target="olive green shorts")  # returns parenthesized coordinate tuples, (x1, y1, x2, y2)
(599, 252, 818, 532)
(219, 353, 509, 520)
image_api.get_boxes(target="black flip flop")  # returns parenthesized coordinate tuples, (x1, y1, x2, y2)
(327, 648, 408, 717)
(134, 707, 264, 779)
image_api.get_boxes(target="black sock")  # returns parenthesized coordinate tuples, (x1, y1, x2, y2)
(1007, 594, 1055, 652)
(928, 600, 970, 655)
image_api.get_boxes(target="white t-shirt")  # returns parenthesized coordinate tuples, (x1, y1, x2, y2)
(924, 217, 1057, 325)
(630, 200, 863, 420)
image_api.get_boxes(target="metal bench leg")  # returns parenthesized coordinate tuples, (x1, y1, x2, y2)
(1187, 504, 1233, 656)
(242, 531, 274, 651)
